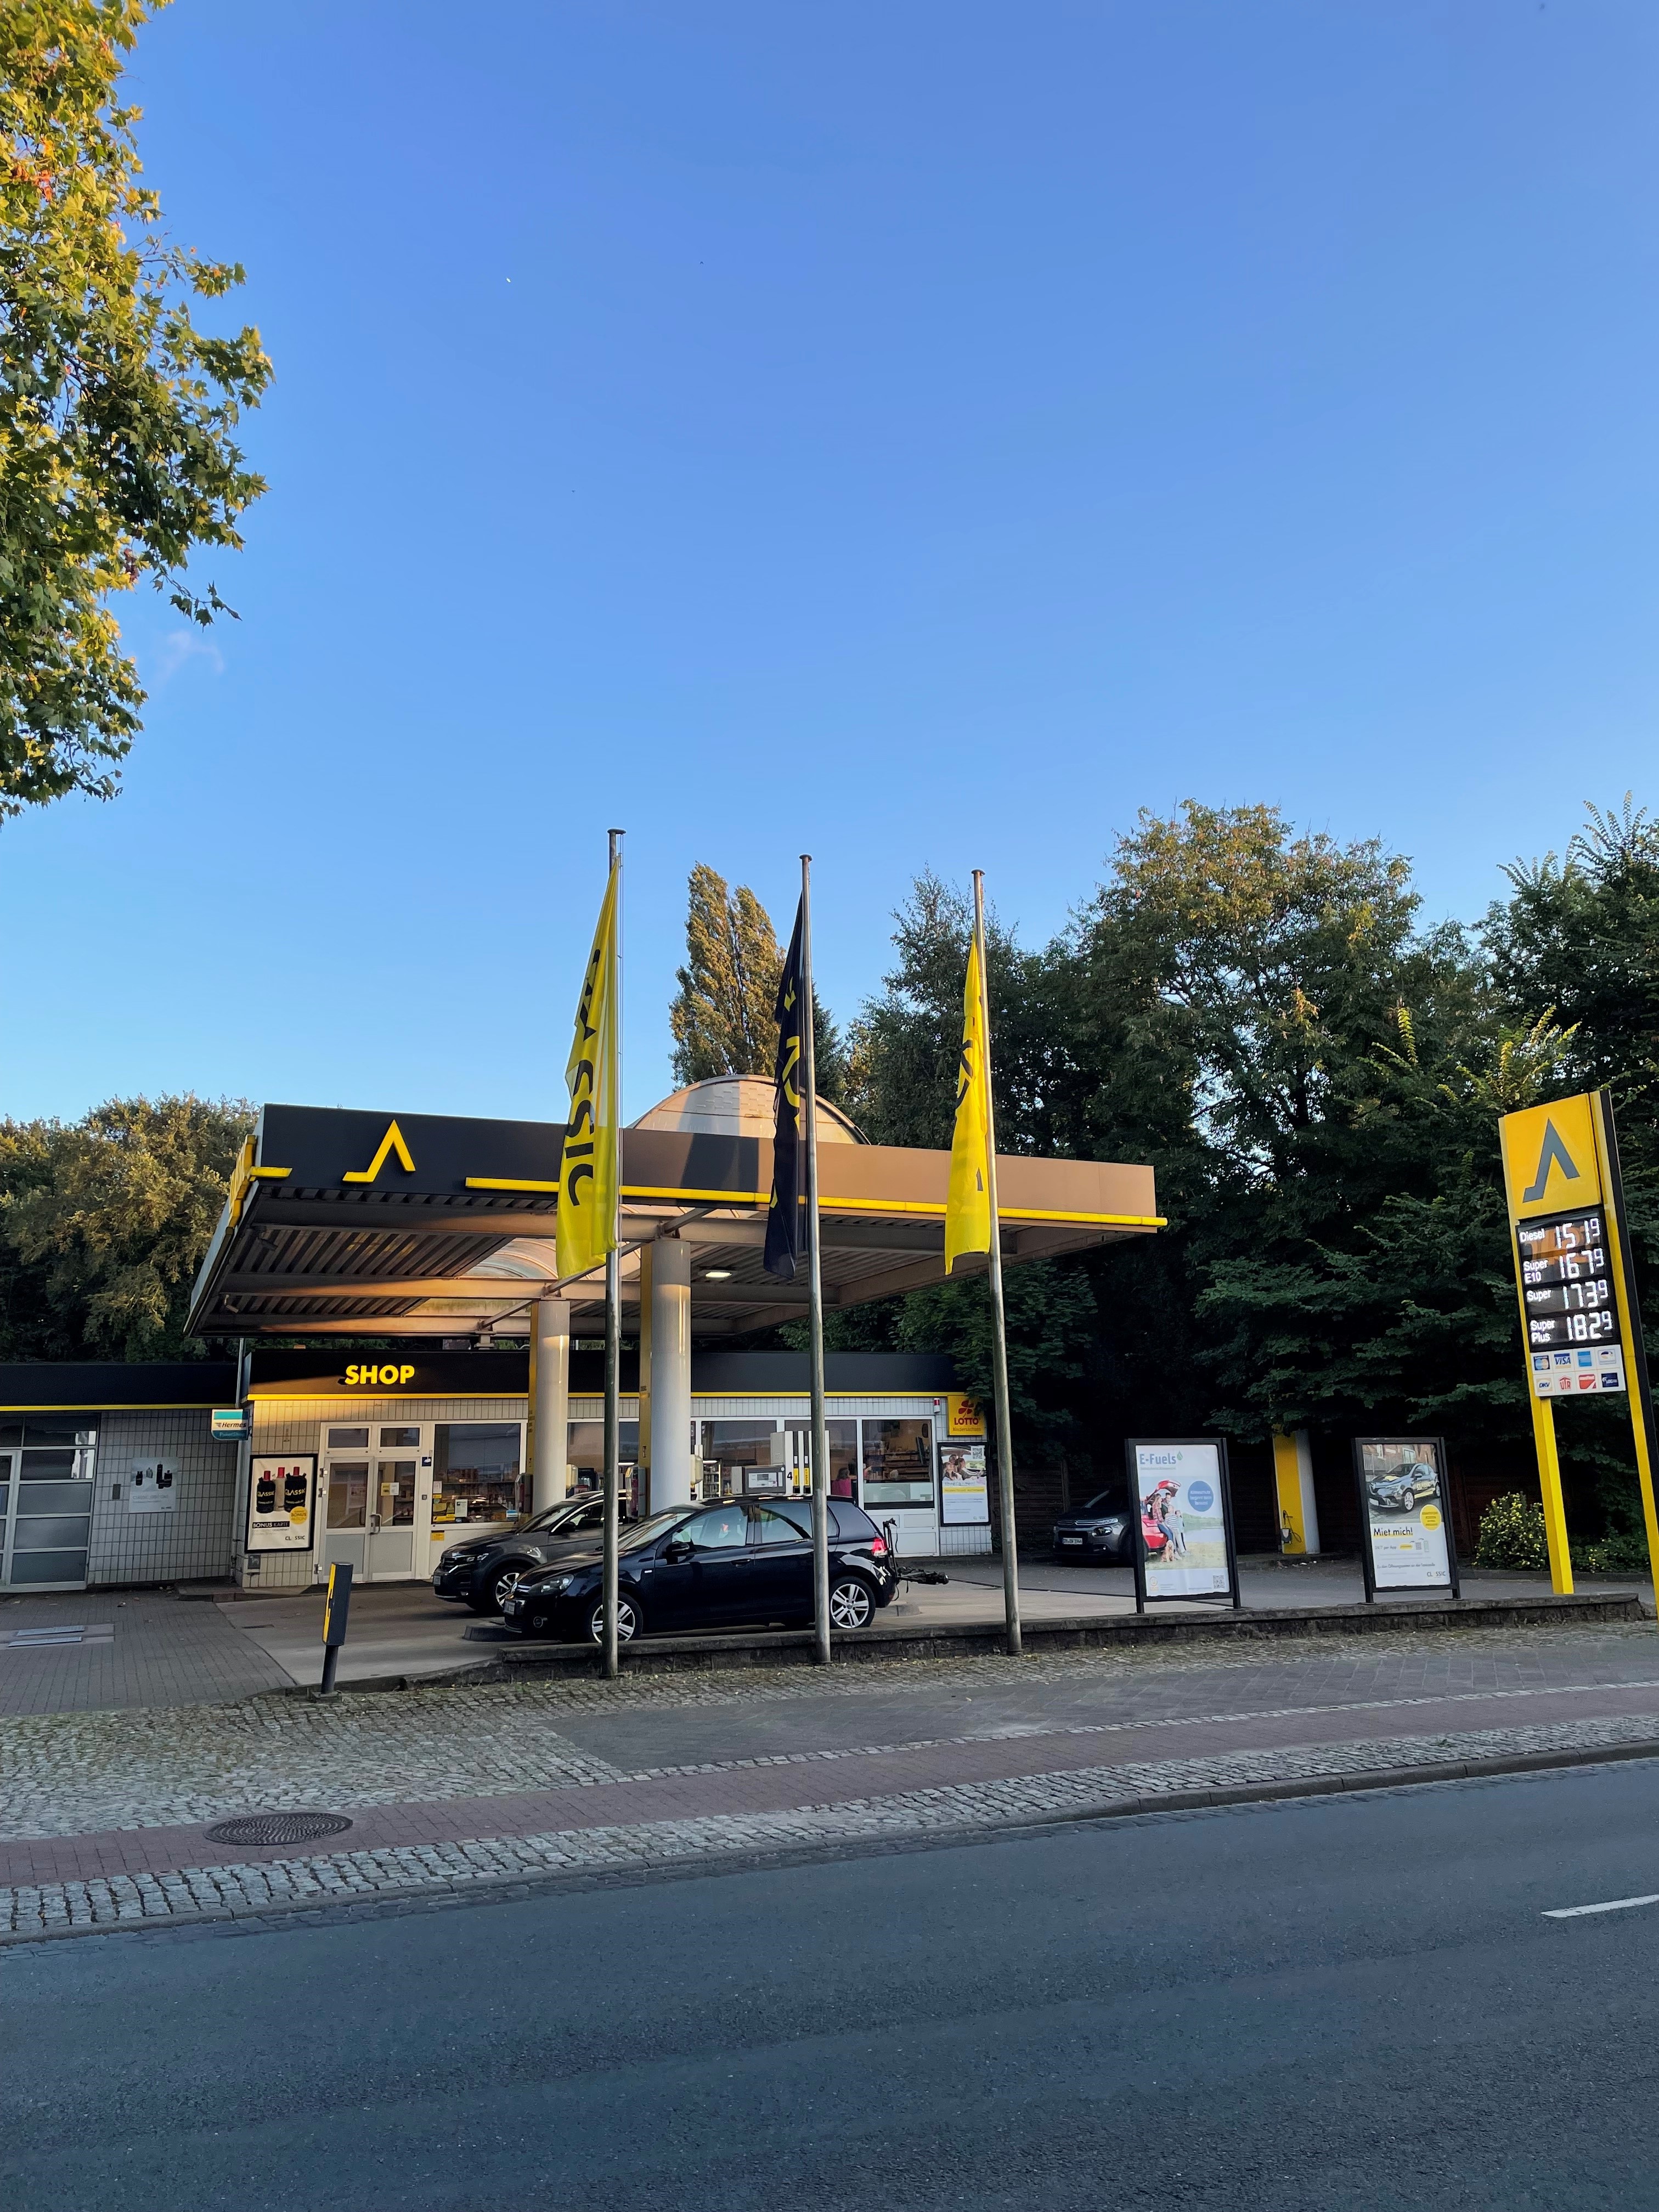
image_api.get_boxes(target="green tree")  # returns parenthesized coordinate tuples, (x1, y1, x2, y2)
(0, 2, 270, 818)
(669, 862, 848, 1100)
(670, 864, 785, 1084)
(0, 1093, 252, 1357)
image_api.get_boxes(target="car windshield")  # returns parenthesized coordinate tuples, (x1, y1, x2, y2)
(619, 1510, 693, 1555)
(1074, 1492, 1123, 1519)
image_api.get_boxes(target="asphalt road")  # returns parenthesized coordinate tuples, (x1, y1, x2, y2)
(9, 1760, 1659, 2210)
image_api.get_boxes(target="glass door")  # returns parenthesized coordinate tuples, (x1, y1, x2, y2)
(318, 1423, 431, 1582)
(0, 1424, 95, 1589)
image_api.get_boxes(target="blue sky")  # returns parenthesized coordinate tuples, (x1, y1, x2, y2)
(4, 0, 1657, 1124)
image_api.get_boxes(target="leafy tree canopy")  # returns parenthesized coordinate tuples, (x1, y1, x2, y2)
(0, 1, 270, 818)
(0, 1093, 252, 1357)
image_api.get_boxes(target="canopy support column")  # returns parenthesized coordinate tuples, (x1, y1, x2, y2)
(530, 1298, 570, 1514)
(650, 1238, 695, 1508)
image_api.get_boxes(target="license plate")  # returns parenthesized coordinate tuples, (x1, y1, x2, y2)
(505, 1599, 523, 1613)
(1060, 1536, 1084, 1546)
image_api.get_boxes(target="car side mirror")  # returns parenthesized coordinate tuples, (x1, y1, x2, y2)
(664, 1539, 692, 1562)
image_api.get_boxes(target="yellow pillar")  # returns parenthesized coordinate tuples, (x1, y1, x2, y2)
(1592, 1092, 1659, 1599)
(1527, 1395, 1573, 1594)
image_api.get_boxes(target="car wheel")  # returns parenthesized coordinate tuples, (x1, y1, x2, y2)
(471, 1561, 533, 1616)
(585, 1590, 644, 1644)
(828, 1576, 875, 1630)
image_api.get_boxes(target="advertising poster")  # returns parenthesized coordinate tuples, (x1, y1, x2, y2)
(246, 1454, 317, 1553)
(1131, 1441, 1236, 1600)
(940, 1441, 990, 1525)
(127, 1459, 178, 1513)
(1355, 1439, 1456, 1594)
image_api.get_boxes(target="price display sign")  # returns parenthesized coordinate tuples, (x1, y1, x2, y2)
(1516, 1209, 1628, 1395)
(1498, 1090, 1659, 1598)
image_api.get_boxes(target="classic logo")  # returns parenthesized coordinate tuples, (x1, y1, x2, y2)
(1521, 1119, 1581, 1204)
(342, 1120, 416, 1186)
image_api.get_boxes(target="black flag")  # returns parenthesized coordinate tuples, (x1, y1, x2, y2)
(763, 899, 806, 1279)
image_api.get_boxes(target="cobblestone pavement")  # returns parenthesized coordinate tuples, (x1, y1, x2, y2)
(7, 1707, 1659, 1937)
(0, 1618, 1654, 1837)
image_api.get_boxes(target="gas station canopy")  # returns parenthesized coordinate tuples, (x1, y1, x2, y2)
(188, 1085, 1163, 1342)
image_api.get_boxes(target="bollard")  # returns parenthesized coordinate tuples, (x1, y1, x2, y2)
(319, 1561, 353, 1695)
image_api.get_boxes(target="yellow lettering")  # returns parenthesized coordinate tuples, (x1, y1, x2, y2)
(398, 1364, 415, 1385)
(345, 1365, 362, 1385)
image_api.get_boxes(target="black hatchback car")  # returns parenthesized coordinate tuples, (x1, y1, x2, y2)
(503, 1497, 899, 1643)
(1051, 1489, 1132, 1562)
(431, 1492, 615, 1615)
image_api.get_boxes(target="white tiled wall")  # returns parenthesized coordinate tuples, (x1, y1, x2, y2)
(86, 1411, 241, 1587)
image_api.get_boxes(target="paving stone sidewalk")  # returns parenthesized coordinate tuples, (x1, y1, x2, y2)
(8, 1707, 1659, 1939)
(6, 1622, 1659, 1938)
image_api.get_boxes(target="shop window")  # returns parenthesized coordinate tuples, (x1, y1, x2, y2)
(700, 1420, 778, 1499)
(326, 1427, 369, 1451)
(433, 1423, 526, 1525)
(862, 1419, 936, 1508)
(380, 1426, 421, 1448)
(327, 1462, 369, 1530)
(782, 1419, 857, 1500)
(566, 1422, 640, 1493)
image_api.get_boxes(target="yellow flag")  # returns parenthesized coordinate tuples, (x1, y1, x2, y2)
(556, 862, 620, 1280)
(945, 935, 992, 1271)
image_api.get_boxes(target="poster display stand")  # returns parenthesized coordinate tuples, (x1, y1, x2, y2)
(1352, 1437, 1459, 1601)
(1124, 1438, 1242, 1611)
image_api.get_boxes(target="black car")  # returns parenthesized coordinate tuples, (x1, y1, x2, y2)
(1051, 1489, 1132, 1562)
(431, 1492, 616, 1615)
(502, 1497, 899, 1643)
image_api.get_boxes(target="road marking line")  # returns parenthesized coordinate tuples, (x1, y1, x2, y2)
(1544, 1892, 1659, 1918)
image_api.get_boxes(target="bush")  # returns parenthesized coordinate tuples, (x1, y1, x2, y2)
(1573, 1530, 1654, 1577)
(1474, 1493, 1550, 1572)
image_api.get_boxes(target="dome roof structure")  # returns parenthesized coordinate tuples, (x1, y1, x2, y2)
(631, 1075, 863, 1144)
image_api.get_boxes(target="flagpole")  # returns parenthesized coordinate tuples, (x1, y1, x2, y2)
(799, 854, 833, 1666)
(602, 827, 624, 1682)
(973, 870, 1022, 1658)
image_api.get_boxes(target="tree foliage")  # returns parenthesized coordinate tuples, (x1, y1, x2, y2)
(0, 1093, 252, 1357)
(669, 864, 785, 1085)
(669, 862, 848, 1100)
(0, 1, 270, 817)
(838, 797, 1659, 1536)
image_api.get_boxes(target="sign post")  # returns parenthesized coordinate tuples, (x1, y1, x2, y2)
(1498, 1090, 1657, 1596)
(319, 1561, 353, 1696)
(1591, 1092, 1659, 1595)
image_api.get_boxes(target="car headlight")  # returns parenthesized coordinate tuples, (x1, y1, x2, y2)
(441, 1549, 468, 1565)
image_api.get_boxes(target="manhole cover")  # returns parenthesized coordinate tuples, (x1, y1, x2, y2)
(204, 1812, 354, 1847)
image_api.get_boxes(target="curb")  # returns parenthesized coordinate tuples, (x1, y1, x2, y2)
(294, 1589, 1650, 1696)
(10, 1729, 1659, 1949)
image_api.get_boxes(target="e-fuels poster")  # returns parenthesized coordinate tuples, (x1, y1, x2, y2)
(1359, 1440, 1452, 1589)
(1135, 1442, 1231, 1597)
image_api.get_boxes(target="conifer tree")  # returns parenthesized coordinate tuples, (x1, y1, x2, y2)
(669, 865, 785, 1084)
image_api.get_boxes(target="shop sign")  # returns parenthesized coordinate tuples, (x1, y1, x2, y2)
(1353, 1438, 1459, 1598)
(247, 1454, 317, 1552)
(342, 1364, 417, 1388)
(945, 1392, 986, 1438)
(940, 1440, 989, 1525)
(128, 1459, 178, 1514)
(1126, 1439, 1240, 1607)
(211, 1407, 250, 1438)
